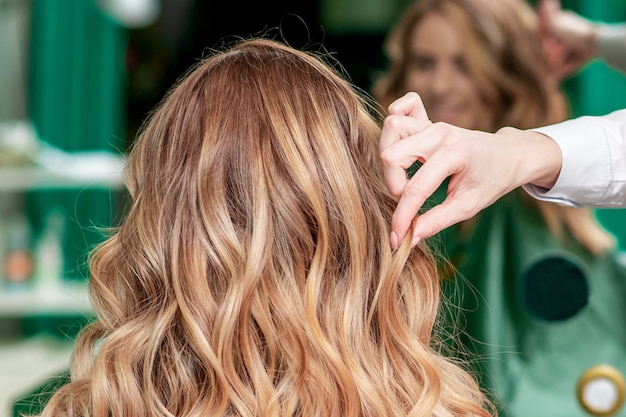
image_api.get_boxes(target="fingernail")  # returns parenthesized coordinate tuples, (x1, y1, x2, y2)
(411, 236, 421, 248)
(390, 232, 398, 249)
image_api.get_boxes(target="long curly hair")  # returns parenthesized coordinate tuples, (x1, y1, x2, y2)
(38, 38, 492, 417)
(374, 0, 614, 255)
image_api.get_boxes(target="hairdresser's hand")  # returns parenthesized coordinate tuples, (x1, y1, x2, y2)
(538, 0, 597, 80)
(379, 92, 562, 249)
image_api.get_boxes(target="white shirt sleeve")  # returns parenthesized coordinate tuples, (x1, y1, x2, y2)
(523, 109, 626, 207)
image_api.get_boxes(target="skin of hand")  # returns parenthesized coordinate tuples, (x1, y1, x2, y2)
(379, 92, 563, 249)
(537, 0, 598, 80)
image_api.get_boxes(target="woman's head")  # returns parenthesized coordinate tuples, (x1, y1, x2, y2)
(374, 0, 567, 131)
(40, 39, 491, 417)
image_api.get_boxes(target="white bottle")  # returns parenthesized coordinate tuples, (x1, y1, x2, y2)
(33, 208, 64, 295)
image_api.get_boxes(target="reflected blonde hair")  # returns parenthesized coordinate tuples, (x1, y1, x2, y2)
(39, 39, 492, 417)
(374, 0, 614, 254)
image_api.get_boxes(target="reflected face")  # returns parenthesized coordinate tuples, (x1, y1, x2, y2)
(405, 12, 495, 131)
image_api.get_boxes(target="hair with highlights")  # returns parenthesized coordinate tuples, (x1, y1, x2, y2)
(38, 39, 492, 417)
(374, 0, 614, 254)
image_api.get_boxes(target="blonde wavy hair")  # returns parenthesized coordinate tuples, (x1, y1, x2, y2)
(374, 0, 615, 255)
(38, 39, 492, 417)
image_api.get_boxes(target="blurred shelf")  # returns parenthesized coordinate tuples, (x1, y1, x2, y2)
(0, 281, 92, 316)
(0, 147, 127, 193)
(0, 165, 125, 192)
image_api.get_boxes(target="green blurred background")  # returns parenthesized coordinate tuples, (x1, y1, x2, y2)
(3, 0, 626, 415)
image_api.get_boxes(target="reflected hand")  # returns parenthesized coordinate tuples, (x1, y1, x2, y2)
(538, 0, 597, 80)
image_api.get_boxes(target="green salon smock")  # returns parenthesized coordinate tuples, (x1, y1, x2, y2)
(436, 191, 626, 417)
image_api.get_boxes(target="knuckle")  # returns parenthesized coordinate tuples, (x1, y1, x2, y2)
(430, 122, 466, 156)
(425, 221, 443, 238)
(431, 122, 454, 140)
(403, 177, 425, 199)
(379, 147, 395, 165)
(382, 114, 404, 132)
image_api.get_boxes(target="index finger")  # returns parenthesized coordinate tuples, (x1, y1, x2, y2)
(388, 91, 431, 119)
(379, 92, 432, 155)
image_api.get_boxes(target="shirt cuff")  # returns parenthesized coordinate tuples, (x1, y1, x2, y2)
(525, 116, 613, 206)
(596, 24, 626, 73)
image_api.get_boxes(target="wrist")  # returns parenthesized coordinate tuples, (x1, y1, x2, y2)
(496, 127, 562, 190)
(587, 23, 600, 59)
